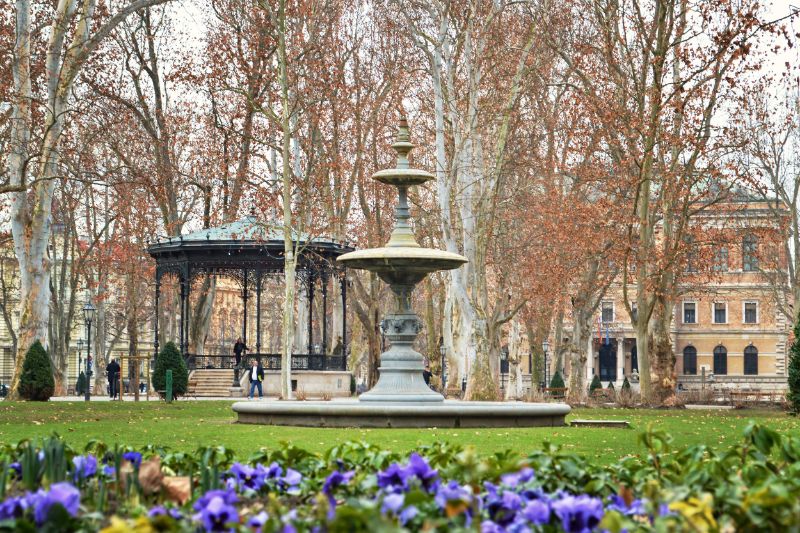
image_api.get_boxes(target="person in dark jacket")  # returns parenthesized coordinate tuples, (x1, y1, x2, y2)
(106, 359, 121, 399)
(422, 361, 432, 387)
(248, 359, 264, 399)
(233, 338, 247, 368)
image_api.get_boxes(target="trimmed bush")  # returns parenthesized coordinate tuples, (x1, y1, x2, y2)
(621, 376, 631, 392)
(76, 372, 87, 395)
(549, 370, 565, 389)
(788, 313, 800, 415)
(607, 381, 615, 391)
(151, 342, 189, 398)
(589, 374, 602, 394)
(19, 340, 55, 401)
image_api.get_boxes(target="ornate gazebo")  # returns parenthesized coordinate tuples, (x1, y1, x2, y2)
(147, 215, 354, 373)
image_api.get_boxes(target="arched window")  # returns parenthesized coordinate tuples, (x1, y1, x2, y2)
(683, 346, 697, 375)
(743, 235, 758, 271)
(744, 345, 758, 375)
(713, 345, 727, 375)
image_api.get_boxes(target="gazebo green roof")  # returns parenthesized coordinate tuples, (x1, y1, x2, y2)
(179, 215, 333, 244)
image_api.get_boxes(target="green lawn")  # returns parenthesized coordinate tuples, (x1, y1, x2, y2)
(0, 401, 797, 462)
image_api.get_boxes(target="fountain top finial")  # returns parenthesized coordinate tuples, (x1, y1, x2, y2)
(391, 117, 414, 170)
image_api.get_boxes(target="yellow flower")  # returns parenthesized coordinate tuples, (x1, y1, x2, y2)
(669, 493, 717, 532)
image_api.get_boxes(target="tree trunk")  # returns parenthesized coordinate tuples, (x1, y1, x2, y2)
(651, 296, 677, 402)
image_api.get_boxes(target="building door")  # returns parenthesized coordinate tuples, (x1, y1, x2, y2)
(630, 344, 638, 372)
(713, 345, 727, 375)
(599, 340, 617, 381)
(744, 346, 758, 375)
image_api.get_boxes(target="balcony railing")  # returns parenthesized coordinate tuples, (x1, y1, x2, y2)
(184, 353, 347, 372)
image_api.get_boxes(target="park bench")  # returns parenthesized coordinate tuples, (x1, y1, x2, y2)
(728, 389, 781, 406)
(543, 387, 567, 399)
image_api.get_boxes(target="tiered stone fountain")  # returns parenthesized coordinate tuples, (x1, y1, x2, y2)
(232, 119, 569, 428)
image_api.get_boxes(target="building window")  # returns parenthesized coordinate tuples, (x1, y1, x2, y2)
(713, 247, 728, 272)
(630, 302, 638, 322)
(744, 345, 758, 375)
(683, 346, 697, 375)
(743, 235, 758, 271)
(744, 301, 758, 324)
(601, 301, 614, 323)
(683, 302, 696, 324)
(713, 302, 727, 324)
(713, 345, 728, 375)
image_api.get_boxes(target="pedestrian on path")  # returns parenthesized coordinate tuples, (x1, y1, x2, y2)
(248, 359, 264, 399)
(106, 358, 121, 399)
(234, 337, 247, 368)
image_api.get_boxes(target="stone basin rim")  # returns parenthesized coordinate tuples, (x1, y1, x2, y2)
(337, 247, 467, 264)
(232, 400, 571, 416)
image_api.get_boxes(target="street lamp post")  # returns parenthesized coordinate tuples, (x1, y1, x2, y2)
(439, 338, 446, 392)
(83, 302, 97, 402)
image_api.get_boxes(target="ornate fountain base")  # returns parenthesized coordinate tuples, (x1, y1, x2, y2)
(232, 400, 570, 428)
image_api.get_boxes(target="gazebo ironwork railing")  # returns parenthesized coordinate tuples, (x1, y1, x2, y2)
(185, 353, 347, 372)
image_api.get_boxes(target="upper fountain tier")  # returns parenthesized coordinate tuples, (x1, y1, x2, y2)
(337, 119, 466, 283)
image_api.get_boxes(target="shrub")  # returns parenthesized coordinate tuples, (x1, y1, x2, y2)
(76, 372, 87, 396)
(621, 376, 631, 392)
(19, 340, 55, 401)
(549, 370, 565, 389)
(607, 381, 615, 391)
(349, 374, 356, 396)
(788, 313, 800, 415)
(589, 374, 602, 394)
(151, 342, 188, 398)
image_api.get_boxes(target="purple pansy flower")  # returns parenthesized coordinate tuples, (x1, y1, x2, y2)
(72, 454, 97, 481)
(31, 482, 81, 525)
(122, 451, 142, 468)
(485, 490, 523, 527)
(522, 499, 551, 524)
(228, 463, 267, 491)
(193, 489, 238, 512)
(0, 495, 30, 520)
(7, 462, 21, 478)
(551, 494, 604, 533)
(381, 492, 406, 515)
(399, 505, 418, 525)
(148, 505, 183, 520)
(192, 490, 239, 532)
(607, 494, 645, 516)
(322, 470, 355, 520)
(377, 463, 410, 493)
(500, 467, 534, 488)
(248, 510, 269, 532)
(405, 453, 439, 492)
(435, 480, 473, 509)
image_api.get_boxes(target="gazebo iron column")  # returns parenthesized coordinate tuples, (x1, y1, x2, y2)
(340, 270, 347, 361)
(255, 271, 262, 354)
(183, 266, 191, 355)
(242, 268, 249, 350)
(307, 271, 315, 354)
(179, 271, 186, 355)
(153, 273, 161, 357)
(321, 270, 328, 355)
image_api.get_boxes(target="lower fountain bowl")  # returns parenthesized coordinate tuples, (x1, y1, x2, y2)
(232, 400, 570, 428)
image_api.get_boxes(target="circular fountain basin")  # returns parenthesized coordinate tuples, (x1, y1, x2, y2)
(372, 168, 435, 187)
(337, 247, 467, 282)
(232, 400, 570, 428)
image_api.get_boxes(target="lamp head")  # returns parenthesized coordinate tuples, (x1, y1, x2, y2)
(83, 301, 97, 323)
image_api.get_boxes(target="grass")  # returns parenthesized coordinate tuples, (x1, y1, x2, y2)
(0, 401, 798, 463)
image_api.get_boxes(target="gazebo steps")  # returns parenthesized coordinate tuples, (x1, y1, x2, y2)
(188, 369, 237, 397)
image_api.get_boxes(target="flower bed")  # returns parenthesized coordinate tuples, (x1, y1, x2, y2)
(0, 423, 798, 531)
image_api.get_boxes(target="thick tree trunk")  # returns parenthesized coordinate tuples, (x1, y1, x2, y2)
(189, 277, 216, 354)
(651, 296, 677, 402)
(567, 314, 591, 404)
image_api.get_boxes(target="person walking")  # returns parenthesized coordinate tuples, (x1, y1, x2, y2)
(106, 358, 121, 399)
(248, 359, 264, 400)
(233, 337, 247, 369)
